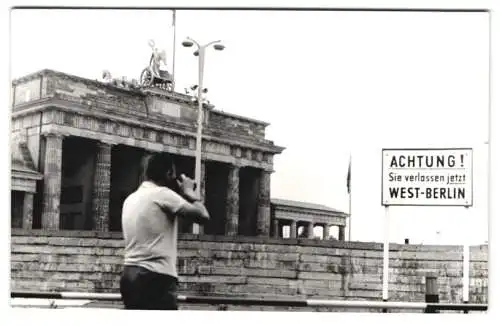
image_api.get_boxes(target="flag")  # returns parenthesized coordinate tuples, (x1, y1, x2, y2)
(346, 156, 351, 194)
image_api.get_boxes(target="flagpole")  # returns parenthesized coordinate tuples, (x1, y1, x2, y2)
(348, 182, 352, 241)
(171, 9, 177, 91)
(348, 154, 352, 241)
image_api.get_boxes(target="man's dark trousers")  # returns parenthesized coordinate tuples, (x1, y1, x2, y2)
(120, 265, 178, 310)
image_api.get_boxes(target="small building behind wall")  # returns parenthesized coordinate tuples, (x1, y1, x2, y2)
(271, 198, 348, 240)
(10, 69, 285, 236)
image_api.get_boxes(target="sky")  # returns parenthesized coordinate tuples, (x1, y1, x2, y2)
(9, 8, 490, 245)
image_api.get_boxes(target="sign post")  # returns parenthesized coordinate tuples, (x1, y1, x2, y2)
(381, 148, 473, 303)
(382, 205, 390, 302)
(463, 206, 470, 309)
(463, 242, 470, 303)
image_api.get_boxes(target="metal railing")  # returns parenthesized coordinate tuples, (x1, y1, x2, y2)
(10, 291, 488, 313)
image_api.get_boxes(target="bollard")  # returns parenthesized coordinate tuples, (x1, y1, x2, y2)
(424, 273, 439, 313)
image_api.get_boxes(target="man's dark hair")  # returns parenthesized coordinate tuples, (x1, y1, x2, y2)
(142, 152, 175, 184)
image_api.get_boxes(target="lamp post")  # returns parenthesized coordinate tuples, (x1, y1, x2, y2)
(182, 37, 224, 196)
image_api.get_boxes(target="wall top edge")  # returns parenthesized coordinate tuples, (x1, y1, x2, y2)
(10, 229, 487, 252)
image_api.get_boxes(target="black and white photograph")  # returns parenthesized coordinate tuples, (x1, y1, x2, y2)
(5, 1, 495, 320)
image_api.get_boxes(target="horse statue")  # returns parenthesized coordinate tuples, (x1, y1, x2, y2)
(139, 40, 174, 91)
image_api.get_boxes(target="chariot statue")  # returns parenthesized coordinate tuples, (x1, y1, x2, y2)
(139, 40, 174, 91)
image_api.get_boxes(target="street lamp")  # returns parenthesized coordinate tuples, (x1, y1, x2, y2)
(182, 37, 224, 198)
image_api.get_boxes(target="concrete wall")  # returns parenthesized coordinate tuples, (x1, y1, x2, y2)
(10, 230, 488, 311)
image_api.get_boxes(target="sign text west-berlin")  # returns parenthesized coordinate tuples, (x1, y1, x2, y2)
(382, 149, 473, 206)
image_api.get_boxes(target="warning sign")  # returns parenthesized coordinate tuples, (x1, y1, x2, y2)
(381, 148, 473, 207)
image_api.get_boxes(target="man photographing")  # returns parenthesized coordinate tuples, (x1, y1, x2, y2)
(120, 152, 210, 310)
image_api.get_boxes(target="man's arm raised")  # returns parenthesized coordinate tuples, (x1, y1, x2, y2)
(175, 174, 210, 225)
(176, 199, 210, 225)
(156, 187, 210, 225)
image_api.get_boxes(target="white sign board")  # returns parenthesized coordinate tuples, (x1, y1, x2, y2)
(382, 148, 473, 207)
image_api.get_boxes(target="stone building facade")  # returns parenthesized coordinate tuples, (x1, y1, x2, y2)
(10, 69, 347, 238)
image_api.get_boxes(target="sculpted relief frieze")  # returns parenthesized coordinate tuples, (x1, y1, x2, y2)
(48, 76, 148, 114)
(205, 141, 231, 156)
(148, 97, 182, 118)
(13, 78, 41, 108)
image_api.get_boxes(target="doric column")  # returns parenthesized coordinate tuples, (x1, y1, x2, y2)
(339, 226, 346, 241)
(22, 193, 34, 229)
(323, 224, 330, 240)
(225, 165, 239, 236)
(273, 218, 280, 239)
(91, 141, 112, 232)
(41, 133, 63, 230)
(307, 221, 315, 239)
(256, 170, 271, 236)
(290, 220, 297, 239)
